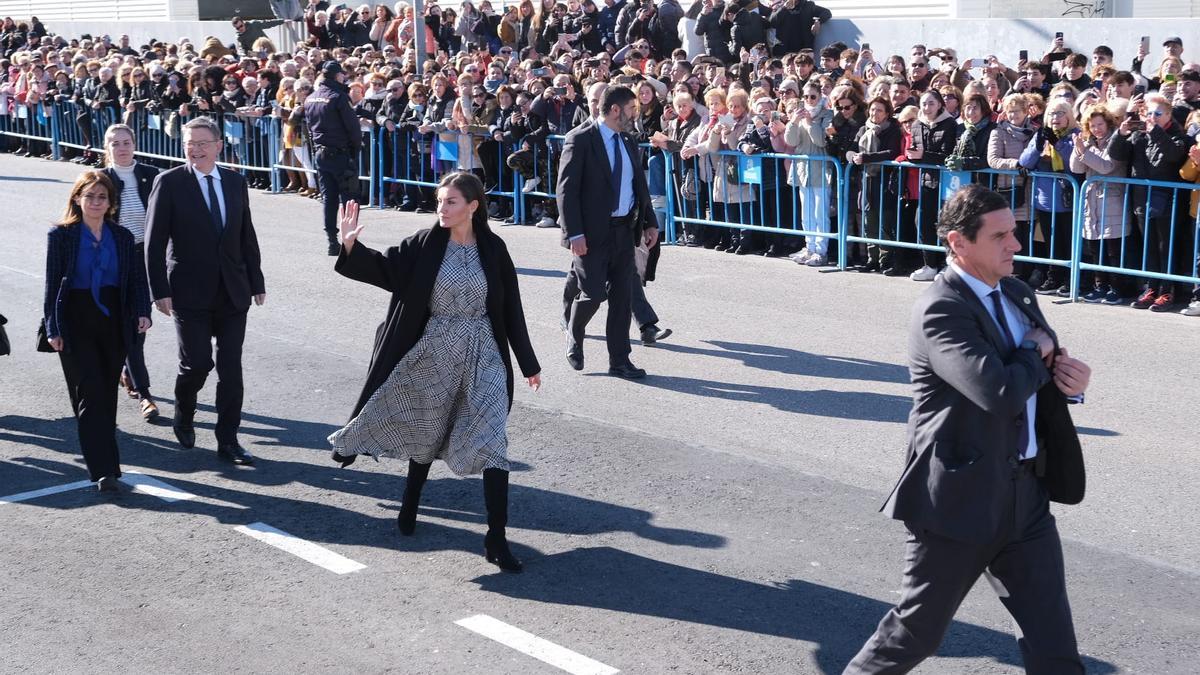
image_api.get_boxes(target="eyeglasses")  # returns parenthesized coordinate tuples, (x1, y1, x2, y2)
(133, 73, 145, 78)
(912, 62, 927, 67)
(836, 104, 855, 111)
(184, 140, 218, 148)
(1148, 110, 1166, 117)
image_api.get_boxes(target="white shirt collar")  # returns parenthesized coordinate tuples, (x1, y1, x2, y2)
(192, 164, 221, 181)
(949, 259, 1000, 302)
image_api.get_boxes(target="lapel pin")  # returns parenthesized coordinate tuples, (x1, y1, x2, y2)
(1023, 297, 1031, 305)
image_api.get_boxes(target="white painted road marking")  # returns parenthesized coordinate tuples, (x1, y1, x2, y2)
(121, 472, 197, 502)
(234, 521, 366, 574)
(455, 614, 620, 675)
(0, 480, 93, 504)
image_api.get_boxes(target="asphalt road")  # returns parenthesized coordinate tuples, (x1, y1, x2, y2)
(1, 154, 1196, 674)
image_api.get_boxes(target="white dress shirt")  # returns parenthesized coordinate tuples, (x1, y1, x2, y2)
(191, 164, 226, 226)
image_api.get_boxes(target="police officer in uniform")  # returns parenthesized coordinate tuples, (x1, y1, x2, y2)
(304, 61, 363, 255)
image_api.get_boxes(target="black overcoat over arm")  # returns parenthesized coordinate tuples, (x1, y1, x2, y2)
(334, 225, 541, 422)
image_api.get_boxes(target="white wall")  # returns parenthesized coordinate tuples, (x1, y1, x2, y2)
(820, 18, 1200, 69)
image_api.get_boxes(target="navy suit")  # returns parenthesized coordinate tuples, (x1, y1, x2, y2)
(145, 165, 266, 445)
(43, 221, 151, 481)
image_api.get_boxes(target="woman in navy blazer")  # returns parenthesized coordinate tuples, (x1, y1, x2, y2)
(102, 123, 161, 422)
(43, 171, 153, 493)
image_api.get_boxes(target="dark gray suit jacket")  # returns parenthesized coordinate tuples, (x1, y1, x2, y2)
(881, 267, 1085, 544)
(555, 121, 654, 248)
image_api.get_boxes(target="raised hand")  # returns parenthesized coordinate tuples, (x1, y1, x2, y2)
(338, 200, 365, 252)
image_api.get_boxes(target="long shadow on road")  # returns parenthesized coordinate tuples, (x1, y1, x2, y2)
(650, 340, 911, 384)
(473, 546, 1117, 675)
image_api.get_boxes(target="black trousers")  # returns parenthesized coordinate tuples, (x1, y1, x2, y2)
(122, 243, 151, 396)
(315, 146, 359, 240)
(1034, 209, 1074, 287)
(567, 219, 636, 365)
(173, 285, 248, 445)
(561, 268, 659, 331)
(58, 289, 126, 482)
(845, 468, 1082, 675)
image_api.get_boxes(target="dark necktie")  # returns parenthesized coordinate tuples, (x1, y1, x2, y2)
(990, 290, 1031, 456)
(205, 174, 223, 234)
(611, 132, 623, 215)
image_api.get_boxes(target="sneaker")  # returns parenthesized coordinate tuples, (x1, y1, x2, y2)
(909, 265, 938, 282)
(536, 216, 557, 228)
(1181, 300, 1200, 316)
(1130, 289, 1157, 309)
(1101, 290, 1128, 305)
(1082, 286, 1109, 303)
(1148, 293, 1176, 312)
(805, 254, 827, 267)
(521, 176, 540, 193)
(1054, 285, 1070, 298)
(789, 247, 810, 261)
(1035, 278, 1061, 295)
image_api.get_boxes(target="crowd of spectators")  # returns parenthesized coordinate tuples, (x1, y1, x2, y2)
(1, 1, 1199, 315)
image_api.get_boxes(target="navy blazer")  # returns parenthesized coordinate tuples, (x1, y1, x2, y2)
(42, 221, 153, 352)
(555, 122, 655, 248)
(145, 165, 266, 311)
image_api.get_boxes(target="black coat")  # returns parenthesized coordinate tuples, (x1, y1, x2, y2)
(103, 163, 160, 223)
(334, 225, 540, 421)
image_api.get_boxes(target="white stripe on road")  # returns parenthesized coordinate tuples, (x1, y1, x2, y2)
(234, 521, 366, 574)
(121, 472, 197, 503)
(455, 614, 620, 675)
(0, 479, 93, 504)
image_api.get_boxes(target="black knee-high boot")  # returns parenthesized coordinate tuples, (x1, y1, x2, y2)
(482, 468, 522, 572)
(397, 460, 431, 536)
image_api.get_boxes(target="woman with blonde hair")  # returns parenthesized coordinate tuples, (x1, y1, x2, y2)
(678, 87, 726, 246)
(101, 124, 162, 420)
(1018, 97, 1082, 296)
(1069, 103, 1133, 303)
(42, 171, 152, 493)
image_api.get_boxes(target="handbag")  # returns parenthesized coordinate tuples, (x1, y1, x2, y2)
(35, 322, 55, 353)
(0, 313, 9, 356)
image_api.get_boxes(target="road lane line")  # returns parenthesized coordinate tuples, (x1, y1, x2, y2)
(454, 614, 619, 675)
(120, 472, 197, 503)
(234, 521, 366, 574)
(0, 480, 93, 504)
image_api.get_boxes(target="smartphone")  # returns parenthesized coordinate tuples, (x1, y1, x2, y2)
(967, 58, 986, 69)
(1134, 84, 1146, 95)
(551, 86, 567, 96)
(1047, 51, 1069, 62)
(1019, 49, 1028, 61)
(861, 43, 870, 51)
(1092, 80, 1103, 91)
(1055, 31, 1064, 40)
(715, 66, 726, 79)
(584, 58, 601, 68)
(1140, 35, 1150, 53)
(1164, 73, 1177, 84)
(718, 113, 735, 126)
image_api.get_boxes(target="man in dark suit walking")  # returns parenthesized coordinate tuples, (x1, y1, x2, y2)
(556, 86, 659, 379)
(145, 116, 267, 465)
(844, 185, 1092, 674)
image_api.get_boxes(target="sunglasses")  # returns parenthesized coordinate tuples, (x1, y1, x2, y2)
(803, 94, 819, 100)
(1148, 110, 1166, 117)
(836, 104, 855, 111)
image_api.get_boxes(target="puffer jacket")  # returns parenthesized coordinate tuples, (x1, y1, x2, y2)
(1018, 126, 1082, 213)
(1068, 131, 1129, 239)
(1109, 122, 1190, 218)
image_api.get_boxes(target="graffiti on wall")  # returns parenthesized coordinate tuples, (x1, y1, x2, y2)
(1061, 0, 1104, 17)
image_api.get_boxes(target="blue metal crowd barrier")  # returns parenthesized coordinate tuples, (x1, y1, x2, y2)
(668, 148, 848, 261)
(8, 103, 1200, 302)
(1074, 174, 1200, 295)
(846, 160, 1087, 297)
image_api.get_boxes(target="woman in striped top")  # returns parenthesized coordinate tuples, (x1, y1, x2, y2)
(102, 124, 162, 422)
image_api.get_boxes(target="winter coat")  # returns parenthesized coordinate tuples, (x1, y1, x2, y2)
(910, 110, 958, 189)
(1068, 132, 1129, 239)
(769, 0, 831, 54)
(694, 5, 733, 63)
(1018, 126, 1082, 213)
(783, 106, 833, 188)
(706, 113, 755, 203)
(987, 119, 1035, 221)
(729, 9, 766, 61)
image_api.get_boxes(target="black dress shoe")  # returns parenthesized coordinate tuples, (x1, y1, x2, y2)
(566, 345, 584, 371)
(97, 475, 121, 493)
(640, 324, 673, 346)
(331, 450, 357, 467)
(327, 241, 340, 256)
(608, 362, 646, 379)
(763, 245, 783, 258)
(882, 266, 908, 277)
(173, 414, 195, 449)
(859, 261, 881, 273)
(217, 443, 255, 465)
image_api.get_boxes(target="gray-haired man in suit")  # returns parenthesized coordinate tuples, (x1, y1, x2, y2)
(844, 185, 1092, 674)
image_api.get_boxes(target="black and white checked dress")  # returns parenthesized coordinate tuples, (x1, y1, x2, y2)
(328, 240, 510, 475)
